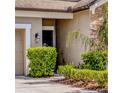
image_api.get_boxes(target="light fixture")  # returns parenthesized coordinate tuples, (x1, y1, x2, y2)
(35, 32, 40, 43)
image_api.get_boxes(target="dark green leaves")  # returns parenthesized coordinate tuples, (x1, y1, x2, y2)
(81, 50, 108, 70)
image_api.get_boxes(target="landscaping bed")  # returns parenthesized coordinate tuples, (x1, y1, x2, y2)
(55, 65, 108, 93)
(53, 78, 107, 93)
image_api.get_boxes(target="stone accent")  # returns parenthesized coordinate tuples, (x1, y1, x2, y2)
(90, 4, 106, 39)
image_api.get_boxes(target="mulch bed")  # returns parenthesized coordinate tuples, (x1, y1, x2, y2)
(52, 79, 108, 93)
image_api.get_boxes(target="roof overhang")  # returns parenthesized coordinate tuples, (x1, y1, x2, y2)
(15, 0, 98, 14)
(15, 10, 73, 19)
(15, 7, 72, 13)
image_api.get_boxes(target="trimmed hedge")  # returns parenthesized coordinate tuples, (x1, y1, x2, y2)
(57, 65, 75, 77)
(27, 47, 57, 77)
(80, 50, 108, 70)
(58, 65, 108, 87)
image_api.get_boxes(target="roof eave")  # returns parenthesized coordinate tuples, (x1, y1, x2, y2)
(73, 0, 98, 12)
(73, 5, 89, 12)
(15, 7, 73, 13)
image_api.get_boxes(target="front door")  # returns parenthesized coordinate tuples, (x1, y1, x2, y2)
(15, 29, 24, 75)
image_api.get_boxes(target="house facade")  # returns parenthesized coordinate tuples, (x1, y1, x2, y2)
(15, 0, 107, 76)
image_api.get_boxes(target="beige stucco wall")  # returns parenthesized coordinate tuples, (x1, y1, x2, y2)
(56, 10, 90, 65)
(16, 17, 42, 47)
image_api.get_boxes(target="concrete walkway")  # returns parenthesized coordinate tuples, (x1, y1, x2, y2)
(16, 76, 100, 93)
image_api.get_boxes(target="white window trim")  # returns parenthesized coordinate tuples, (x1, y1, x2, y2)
(42, 26, 55, 31)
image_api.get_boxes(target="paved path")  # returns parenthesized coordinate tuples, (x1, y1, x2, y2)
(16, 76, 100, 93)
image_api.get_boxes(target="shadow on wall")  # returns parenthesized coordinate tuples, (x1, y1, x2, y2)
(58, 49, 66, 65)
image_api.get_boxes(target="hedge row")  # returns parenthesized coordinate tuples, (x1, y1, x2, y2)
(27, 47, 57, 77)
(58, 65, 108, 87)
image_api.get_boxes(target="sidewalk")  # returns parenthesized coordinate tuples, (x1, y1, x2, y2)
(16, 76, 101, 93)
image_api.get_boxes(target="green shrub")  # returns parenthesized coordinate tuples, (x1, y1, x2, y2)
(57, 65, 108, 87)
(70, 69, 95, 81)
(57, 65, 75, 78)
(80, 50, 108, 70)
(27, 47, 57, 77)
(94, 71, 108, 87)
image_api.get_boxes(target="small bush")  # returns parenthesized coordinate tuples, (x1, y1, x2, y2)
(94, 71, 108, 87)
(27, 47, 57, 77)
(70, 69, 95, 81)
(57, 65, 75, 78)
(58, 65, 108, 87)
(80, 50, 108, 70)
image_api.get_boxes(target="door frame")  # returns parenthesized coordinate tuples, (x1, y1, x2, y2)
(15, 23, 31, 75)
